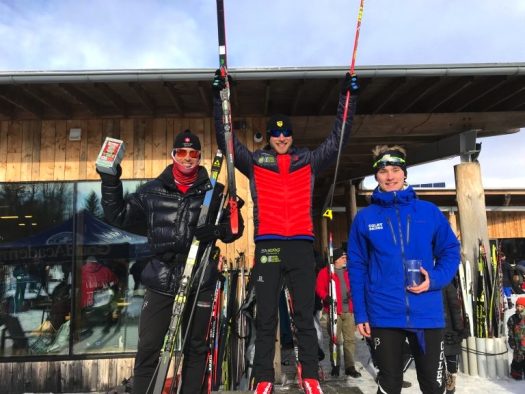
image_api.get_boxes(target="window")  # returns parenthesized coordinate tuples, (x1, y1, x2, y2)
(0, 180, 149, 358)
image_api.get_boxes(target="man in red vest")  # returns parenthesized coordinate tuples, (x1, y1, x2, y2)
(213, 71, 359, 394)
(315, 248, 360, 378)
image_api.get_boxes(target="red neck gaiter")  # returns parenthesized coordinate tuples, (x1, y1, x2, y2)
(172, 160, 199, 193)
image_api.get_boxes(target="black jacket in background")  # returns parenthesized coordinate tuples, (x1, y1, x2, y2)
(100, 164, 243, 295)
(442, 282, 466, 356)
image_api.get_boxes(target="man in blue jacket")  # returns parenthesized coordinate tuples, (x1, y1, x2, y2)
(347, 145, 460, 394)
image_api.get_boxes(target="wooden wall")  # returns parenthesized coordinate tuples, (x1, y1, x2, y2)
(0, 357, 134, 393)
(326, 210, 525, 253)
(0, 117, 270, 265)
(1, 117, 524, 263)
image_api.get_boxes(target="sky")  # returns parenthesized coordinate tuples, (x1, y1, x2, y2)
(0, 0, 524, 188)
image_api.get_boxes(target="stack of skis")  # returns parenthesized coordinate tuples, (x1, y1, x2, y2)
(205, 252, 253, 392)
(457, 239, 509, 378)
(457, 240, 507, 340)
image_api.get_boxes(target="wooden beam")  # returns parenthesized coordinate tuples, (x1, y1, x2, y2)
(197, 82, 210, 114)
(94, 82, 128, 116)
(58, 83, 101, 115)
(426, 77, 474, 113)
(399, 77, 441, 113)
(454, 76, 509, 112)
(129, 82, 155, 115)
(163, 81, 184, 115)
(264, 81, 271, 116)
(20, 84, 72, 118)
(482, 85, 525, 111)
(317, 79, 338, 116)
(0, 85, 44, 118)
(0, 96, 16, 118)
(371, 78, 407, 114)
(290, 79, 305, 115)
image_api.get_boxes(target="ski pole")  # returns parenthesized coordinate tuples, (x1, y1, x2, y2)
(323, 0, 365, 219)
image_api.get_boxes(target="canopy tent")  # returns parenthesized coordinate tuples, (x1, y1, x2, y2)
(0, 210, 151, 263)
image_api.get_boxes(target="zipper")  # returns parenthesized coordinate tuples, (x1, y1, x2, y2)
(386, 217, 397, 245)
(406, 214, 411, 245)
(393, 192, 411, 327)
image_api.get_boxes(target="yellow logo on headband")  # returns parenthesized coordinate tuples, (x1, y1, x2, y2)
(276, 120, 283, 127)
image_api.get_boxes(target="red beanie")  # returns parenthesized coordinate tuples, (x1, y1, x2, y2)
(516, 297, 525, 308)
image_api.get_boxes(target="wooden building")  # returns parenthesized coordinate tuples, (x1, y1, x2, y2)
(0, 63, 525, 392)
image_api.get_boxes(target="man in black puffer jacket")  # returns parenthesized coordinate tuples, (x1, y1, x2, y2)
(98, 129, 244, 394)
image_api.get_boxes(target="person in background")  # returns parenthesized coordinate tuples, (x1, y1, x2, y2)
(507, 296, 525, 380)
(315, 248, 360, 378)
(511, 269, 525, 295)
(442, 281, 468, 394)
(98, 129, 244, 394)
(348, 145, 460, 394)
(13, 264, 28, 313)
(213, 70, 359, 394)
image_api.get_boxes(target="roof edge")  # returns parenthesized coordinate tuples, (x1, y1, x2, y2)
(1, 62, 525, 84)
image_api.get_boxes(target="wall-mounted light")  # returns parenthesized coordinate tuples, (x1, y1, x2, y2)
(69, 128, 82, 141)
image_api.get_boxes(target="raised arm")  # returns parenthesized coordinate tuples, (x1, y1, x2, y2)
(212, 70, 254, 177)
(98, 165, 146, 234)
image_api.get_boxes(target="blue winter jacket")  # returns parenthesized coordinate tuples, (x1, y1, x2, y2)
(347, 186, 460, 329)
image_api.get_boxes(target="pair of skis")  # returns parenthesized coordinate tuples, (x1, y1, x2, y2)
(204, 258, 244, 393)
(216, 0, 239, 236)
(458, 258, 474, 337)
(148, 151, 224, 394)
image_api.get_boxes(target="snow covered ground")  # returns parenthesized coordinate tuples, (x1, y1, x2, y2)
(277, 314, 524, 394)
(348, 335, 523, 394)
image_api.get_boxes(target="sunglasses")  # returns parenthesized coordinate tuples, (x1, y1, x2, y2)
(173, 148, 200, 159)
(268, 129, 293, 138)
(373, 155, 406, 169)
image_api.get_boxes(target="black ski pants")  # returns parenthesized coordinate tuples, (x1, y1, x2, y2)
(252, 239, 319, 383)
(371, 327, 445, 394)
(133, 287, 213, 394)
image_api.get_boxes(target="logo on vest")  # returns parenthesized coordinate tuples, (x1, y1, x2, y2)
(258, 155, 276, 165)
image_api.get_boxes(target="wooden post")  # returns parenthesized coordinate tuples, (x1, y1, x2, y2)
(447, 209, 459, 237)
(345, 181, 358, 225)
(454, 161, 490, 285)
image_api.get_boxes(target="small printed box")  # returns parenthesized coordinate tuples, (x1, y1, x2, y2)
(96, 137, 126, 175)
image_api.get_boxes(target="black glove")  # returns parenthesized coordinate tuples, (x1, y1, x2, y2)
(97, 164, 122, 186)
(212, 69, 233, 98)
(194, 223, 225, 243)
(340, 72, 359, 95)
(324, 295, 334, 305)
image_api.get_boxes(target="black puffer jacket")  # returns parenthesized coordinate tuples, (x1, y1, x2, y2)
(442, 282, 467, 356)
(100, 164, 243, 295)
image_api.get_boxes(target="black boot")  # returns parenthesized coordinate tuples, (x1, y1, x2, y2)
(330, 365, 340, 377)
(345, 366, 362, 378)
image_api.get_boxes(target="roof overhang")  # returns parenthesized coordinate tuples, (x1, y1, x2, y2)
(0, 63, 524, 209)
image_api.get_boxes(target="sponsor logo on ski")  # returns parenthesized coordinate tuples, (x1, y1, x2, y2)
(368, 223, 383, 231)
